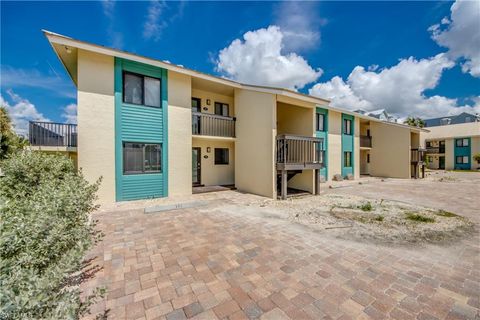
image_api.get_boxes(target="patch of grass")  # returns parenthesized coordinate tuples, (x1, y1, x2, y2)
(358, 202, 373, 212)
(435, 210, 458, 218)
(374, 215, 384, 222)
(405, 212, 435, 223)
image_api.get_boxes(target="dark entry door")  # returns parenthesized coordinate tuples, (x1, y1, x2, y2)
(192, 147, 201, 186)
(439, 156, 445, 169)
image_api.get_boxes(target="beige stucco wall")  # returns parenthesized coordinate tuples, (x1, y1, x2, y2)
(235, 89, 276, 198)
(360, 149, 370, 174)
(445, 138, 454, 169)
(168, 71, 192, 196)
(369, 121, 410, 178)
(327, 110, 342, 180)
(192, 138, 235, 186)
(471, 136, 480, 170)
(191, 88, 235, 116)
(77, 49, 115, 204)
(420, 122, 480, 144)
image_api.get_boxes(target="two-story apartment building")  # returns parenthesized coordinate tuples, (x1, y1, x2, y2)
(33, 30, 426, 204)
(421, 113, 480, 170)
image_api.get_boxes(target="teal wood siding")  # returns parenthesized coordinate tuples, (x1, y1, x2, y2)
(315, 107, 328, 180)
(114, 58, 168, 201)
(454, 137, 471, 170)
(341, 114, 354, 177)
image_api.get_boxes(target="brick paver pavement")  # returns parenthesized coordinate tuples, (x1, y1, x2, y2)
(82, 179, 480, 319)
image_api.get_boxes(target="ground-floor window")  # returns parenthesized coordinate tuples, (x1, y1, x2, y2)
(123, 142, 162, 174)
(455, 156, 469, 164)
(344, 151, 352, 167)
(214, 148, 229, 165)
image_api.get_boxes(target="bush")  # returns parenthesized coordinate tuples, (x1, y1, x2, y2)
(358, 202, 373, 212)
(0, 152, 103, 319)
(405, 212, 435, 223)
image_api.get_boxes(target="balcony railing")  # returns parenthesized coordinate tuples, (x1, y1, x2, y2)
(29, 121, 77, 147)
(411, 148, 426, 164)
(425, 146, 445, 154)
(360, 135, 372, 148)
(276, 134, 324, 170)
(192, 112, 235, 138)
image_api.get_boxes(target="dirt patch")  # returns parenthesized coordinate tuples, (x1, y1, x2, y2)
(265, 194, 474, 246)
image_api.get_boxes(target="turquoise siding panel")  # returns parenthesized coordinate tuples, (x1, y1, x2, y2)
(341, 114, 354, 177)
(114, 58, 168, 201)
(454, 137, 471, 170)
(315, 107, 328, 180)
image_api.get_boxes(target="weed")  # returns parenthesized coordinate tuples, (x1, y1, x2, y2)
(435, 210, 458, 218)
(374, 215, 384, 222)
(405, 212, 435, 223)
(358, 202, 373, 212)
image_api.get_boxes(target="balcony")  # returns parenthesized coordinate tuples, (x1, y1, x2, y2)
(276, 135, 324, 170)
(29, 121, 77, 148)
(425, 146, 445, 154)
(411, 148, 426, 164)
(192, 112, 235, 138)
(360, 135, 372, 148)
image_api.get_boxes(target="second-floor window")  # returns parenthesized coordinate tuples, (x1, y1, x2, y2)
(343, 119, 352, 135)
(456, 138, 469, 147)
(316, 113, 325, 131)
(123, 71, 161, 108)
(215, 102, 229, 117)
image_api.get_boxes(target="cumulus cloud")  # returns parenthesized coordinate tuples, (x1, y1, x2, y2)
(62, 103, 77, 124)
(310, 54, 480, 118)
(216, 26, 322, 90)
(273, 1, 324, 52)
(429, 0, 480, 77)
(0, 90, 50, 136)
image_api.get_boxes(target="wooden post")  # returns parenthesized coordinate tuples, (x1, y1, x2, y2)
(281, 170, 287, 200)
(315, 169, 321, 195)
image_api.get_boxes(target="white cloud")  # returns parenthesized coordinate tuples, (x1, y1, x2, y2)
(101, 0, 124, 49)
(273, 1, 324, 52)
(0, 90, 50, 136)
(0, 65, 76, 99)
(429, 0, 480, 77)
(216, 26, 322, 90)
(62, 103, 77, 124)
(310, 53, 480, 118)
(143, 0, 167, 41)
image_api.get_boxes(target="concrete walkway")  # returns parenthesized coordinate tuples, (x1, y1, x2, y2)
(82, 172, 480, 319)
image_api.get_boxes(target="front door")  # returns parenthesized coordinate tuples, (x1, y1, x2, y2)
(439, 156, 445, 170)
(192, 147, 201, 186)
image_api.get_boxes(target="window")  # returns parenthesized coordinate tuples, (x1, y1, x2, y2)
(192, 97, 201, 112)
(456, 138, 469, 147)
(344, 151, 352, 167)
(456, 156, 469, 164)
(367, 153, 370, 163)
(214, 148, 229, 165)
(465, 116, 471, 123)
(426, 141, 432, 148)
(343, 119, 352, 135)
(316, 113, 325, 131)
(123, 71, 161, 108)
(428, 156, 433, 162)
(214, 102, 229, 117)
(123, 142, 162, 174)
(440, 118, 451, 125)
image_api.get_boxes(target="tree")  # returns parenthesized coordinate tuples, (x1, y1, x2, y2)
(0, 106, 28, 160)
(403, 116, 425, 128)
(0, 152, 103, 318)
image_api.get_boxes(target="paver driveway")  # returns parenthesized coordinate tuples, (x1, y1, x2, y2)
(83, 173, 480, 320)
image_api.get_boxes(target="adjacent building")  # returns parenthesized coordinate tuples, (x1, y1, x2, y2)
(421, 113, 480, 170)
(28, 31, 427, 204)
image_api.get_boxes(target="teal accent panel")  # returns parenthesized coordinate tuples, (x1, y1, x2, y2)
(454, 137, 471, 170)
(114, 58, 168, 201)
(341, 113, 354, 177)
(315, 107, 328, 180)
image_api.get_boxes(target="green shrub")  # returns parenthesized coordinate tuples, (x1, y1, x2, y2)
(435, 210, 458, 217)
(374, 215, 384, 222)
(405, 212, 435, 223)
(358, 202, 373, 212)
(0, 152, 103, 319)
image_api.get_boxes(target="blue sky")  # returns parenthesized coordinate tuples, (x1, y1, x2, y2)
(1, 1, 479, 134)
